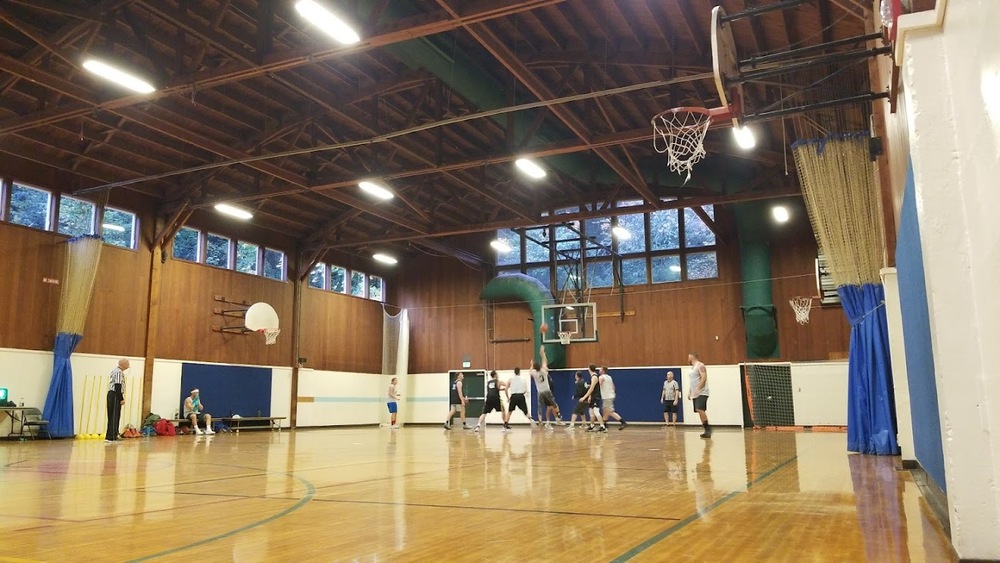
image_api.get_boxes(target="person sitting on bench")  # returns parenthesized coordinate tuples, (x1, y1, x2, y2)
(183, 388, 214, 435)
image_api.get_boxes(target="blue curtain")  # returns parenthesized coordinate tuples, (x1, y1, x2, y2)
(840, 283, 899, 455)
(43, 332, 83, 437)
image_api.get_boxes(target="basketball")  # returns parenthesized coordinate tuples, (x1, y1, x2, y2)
(540, 323, 548, 334)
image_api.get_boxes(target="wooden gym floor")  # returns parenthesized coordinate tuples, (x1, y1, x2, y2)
(1, 426, 953, 562)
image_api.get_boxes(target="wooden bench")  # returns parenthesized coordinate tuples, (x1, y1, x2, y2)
(167, 416, 286, 433)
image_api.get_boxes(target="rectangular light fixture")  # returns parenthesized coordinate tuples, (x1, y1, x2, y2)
(612, 225, 632, 240)
(214, 203, 253, 220)
(295, 0, 361, 45)
(514, 158, 546, 179)
(358, 181, 394, 200)
(102, 223, 125, 232)
(490, 239, 512, 252)
(733, 125, 756, 149)
(82, 59, 155, 94)
(373, 253, 398, 265)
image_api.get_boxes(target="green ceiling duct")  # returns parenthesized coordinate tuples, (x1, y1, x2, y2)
(480, 274, 566, 369)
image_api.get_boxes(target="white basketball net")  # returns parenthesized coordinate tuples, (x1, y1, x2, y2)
(652, 108, 712, 181)
(262, 328, 280, 345)
(789, 297, 813, 325)
(557, 331, 572, 345)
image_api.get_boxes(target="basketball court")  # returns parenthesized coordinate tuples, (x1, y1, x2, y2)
(2, 428, 953, 561)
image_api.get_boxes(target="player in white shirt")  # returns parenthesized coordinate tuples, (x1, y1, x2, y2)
(531, 346, 564, 428)
(661, 371, 680, 427)
(599, 367, 627, 430)
(688, 352, 711, 438)
(505, 367, 537, 429)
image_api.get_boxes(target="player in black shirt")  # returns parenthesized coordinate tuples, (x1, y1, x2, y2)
(474, 371, 508, 432)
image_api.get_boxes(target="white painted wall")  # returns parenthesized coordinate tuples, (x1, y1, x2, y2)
(879, 268, 916, 463)
(791, 362, 850, 427)
(901, 0, 1000, 557)
(682, 364, 745, 427)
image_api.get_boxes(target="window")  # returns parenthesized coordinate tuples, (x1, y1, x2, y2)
(10, 183, 51, 229)
(616, 200, 646, 254)
(369, 275, 384, 301)
(330, 266, 347, 293)
(172, 226, 200, 261)
(554, 207, 581, 254)
(650, 209, 680, 251)
(621, 257, 648, 285)
(684, 205, 716, 247)
(205, 233, 231, 268)
(308, 262, 326, 289)
(555, 265, 581, 293)
(526, 265, 550, 289)
(651, 255, 682, 283)
(263, 248, 284, 280)
(235, 241, 259, 274)
(586, 261, 613, 288)
(495, 228, 520, 266)
(57, 196, 96, 236)
(687, 251, 719, 280)
(101, 207, 136, 249)
(350, 271, 366, 297)
(523, 227, 549, 263)
(584, 215, 612, 258)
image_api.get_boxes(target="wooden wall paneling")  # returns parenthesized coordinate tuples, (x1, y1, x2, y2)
(298, 287, 383, 373)
(78, 244, 152, 357)
(0, 223, 65, 350)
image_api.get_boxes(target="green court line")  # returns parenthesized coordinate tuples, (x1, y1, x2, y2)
(612, 454, 798, 562)
(130, 467, 316, 562)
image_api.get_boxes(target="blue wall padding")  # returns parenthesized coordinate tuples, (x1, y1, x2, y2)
(537, 368, 685, 423)
(896, 162, 946, 492)
(180, 363, 272, 418)
(480, 273, 565, 368)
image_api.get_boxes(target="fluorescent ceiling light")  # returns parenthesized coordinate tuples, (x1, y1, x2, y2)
(612, 225, 632, 240)
(669, 264, 682, 272)
(490, 239, 512, 253)
(214, 203, 253, 220)
(82, 59, 155, 94)
(373, 253, 398, 265)
(514, 158, 546, 179)
(772, 205, 790, 223)
(358, 180, 394, 200)
(732, 125, 756, 149)
(102, 223, 125, 232)
(295, 0, 361, 45)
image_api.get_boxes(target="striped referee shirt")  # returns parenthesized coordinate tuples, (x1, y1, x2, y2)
(108, 367, 125, 392)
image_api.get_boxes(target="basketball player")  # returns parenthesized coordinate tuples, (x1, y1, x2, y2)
(566, 371, 589, 430)
(579, 364, 606, 432)
(474, 371, 508, 432)
(688, 353, 711, 438)
(105, 358, 128, 443)
(184, 388, 214, 435)
(531, 346, 563, 427)
(444, 372, 471, 430)
(661, 371, 681, 427)
(386, 377, 401, 429)
(505, 367, 536, 428)
(599, 367, 627, 430)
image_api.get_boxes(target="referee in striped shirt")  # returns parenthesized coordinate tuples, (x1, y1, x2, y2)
(105, 358, 129, 443)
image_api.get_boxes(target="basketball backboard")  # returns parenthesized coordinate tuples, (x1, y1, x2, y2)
(711, 5, 743, 127)
(541, 302, 598, 344)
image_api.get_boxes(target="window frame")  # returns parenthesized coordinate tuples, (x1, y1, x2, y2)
(235, 241, 261, 275)
(9, 181, 54, 231)
(100, 205, 138, 250)
(308, 262, 328, 290)
(172, 226, 201, 262)
(261, 247, 285, 281)
(57, 194, 97, 237)
(330, 265, 348, 293)
(204, 232, 233, 269)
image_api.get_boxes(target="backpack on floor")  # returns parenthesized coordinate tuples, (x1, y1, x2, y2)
(153, 419, 176, 436)
(140, 425, 157, 437)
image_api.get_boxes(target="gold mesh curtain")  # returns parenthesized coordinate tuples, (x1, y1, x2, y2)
(57, 236, 104, 334)
(792, 134, 885, 286)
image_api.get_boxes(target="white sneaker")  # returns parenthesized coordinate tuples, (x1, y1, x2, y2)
(194, 427, 203, 435)
(391, 425, 399, 429)
(204, 428, 215, 435)
(474, 425, 480, 433)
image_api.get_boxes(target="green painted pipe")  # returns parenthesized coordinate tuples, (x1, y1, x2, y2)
(480, 274, 566, 368)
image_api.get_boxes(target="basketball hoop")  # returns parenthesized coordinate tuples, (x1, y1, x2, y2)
(789, 297, 814, 325)
(652, 107, 715, 181)
(261, 328, 280, 345)
(557, 331, 572, 346)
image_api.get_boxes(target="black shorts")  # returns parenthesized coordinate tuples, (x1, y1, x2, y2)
(509, 393, 528, 414)
(663, 401, 677, 414)
(483, 398, 502, 414)
(538, 390, 558, 409)
(572, 402, 589, 416)
(589, 398, 601, 410)
(693, 395, 709, 411)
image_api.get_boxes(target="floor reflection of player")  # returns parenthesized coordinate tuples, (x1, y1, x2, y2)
(693, 440, 715, 519)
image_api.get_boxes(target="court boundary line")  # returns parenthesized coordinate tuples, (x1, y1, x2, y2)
(312, 497, 683, 523)
(611, 454, 798, 562)
(129, 464, 316, 562)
